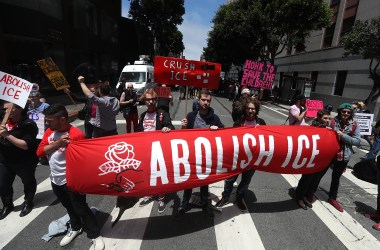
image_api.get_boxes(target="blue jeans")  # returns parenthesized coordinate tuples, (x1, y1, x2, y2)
(377, 159, 380, 213)
(367, 137, 380, 160)
(222, 169, 255, 201)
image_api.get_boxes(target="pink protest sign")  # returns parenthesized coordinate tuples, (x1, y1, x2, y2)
(241, 60, 277, 89)
(305, 100, 324, 118)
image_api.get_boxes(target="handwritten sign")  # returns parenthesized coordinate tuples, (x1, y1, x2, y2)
(37, 57, 70, 90)
(29, 112, 45, 139)
(305, 100, 324, 118)
(241, 60, 277, 89)
(354, 113, 374, 135)
(153, 86, 171, 98)
(154, 56, 221, 89)
(0, 71, 33, 108)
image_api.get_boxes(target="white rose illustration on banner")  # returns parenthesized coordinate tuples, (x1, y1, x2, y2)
(99, 142, 143, 193)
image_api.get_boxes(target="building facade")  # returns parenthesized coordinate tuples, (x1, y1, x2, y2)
(274, 0, 380, 118)
(0, 0, 153, 97)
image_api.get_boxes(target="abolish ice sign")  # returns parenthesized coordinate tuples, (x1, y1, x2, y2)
(0, 71, 33, 108)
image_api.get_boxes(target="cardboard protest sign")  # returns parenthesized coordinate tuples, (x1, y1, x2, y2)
(153, 86, 171, 98)
(154, 56, 221, 89)
(354, 113, 374, 135)
(241, 60, 277, 89)
(0, 71, 33, 108)
(305, 100, 324, 118)
(66, 126, 339, 196)
(37, 57, 70, 90)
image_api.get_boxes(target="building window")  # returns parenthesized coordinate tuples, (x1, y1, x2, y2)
(323, 1, 340, 48)
(311, 71, 318, 92)
(334, 70, 347, 96)
(339, 0, 359, 43)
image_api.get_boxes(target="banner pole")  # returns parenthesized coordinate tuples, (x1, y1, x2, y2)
(185, 86, 189, 115)
(64, 88, 77, 105)
(1, 103, 13, 126)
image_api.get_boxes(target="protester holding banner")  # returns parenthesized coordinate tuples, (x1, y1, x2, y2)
(178, 89, 224, 217)
(0, 102, 38, 219)
(36, 104, 104, 249)
(216, 98, 266, 211)
(295, 109, 331, 210)
(137, 88, 174, 213)
(325, 103, 361, 212)
(288, 94, 307, 125)
(119, 83, 139, 133)
(78, 76, 119, 138)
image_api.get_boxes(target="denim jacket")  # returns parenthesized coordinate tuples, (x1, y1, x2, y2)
(329, 117, 361, 161)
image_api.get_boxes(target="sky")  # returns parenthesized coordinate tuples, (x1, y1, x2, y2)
(121, 0, 226, 60)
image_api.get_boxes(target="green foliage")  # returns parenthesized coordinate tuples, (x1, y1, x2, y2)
(129, 0, 185, 56)
(342, 17, 380, 62)
(204, 0, 332, 71)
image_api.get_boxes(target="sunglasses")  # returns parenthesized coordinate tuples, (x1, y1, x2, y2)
(127, 87, 133, 89)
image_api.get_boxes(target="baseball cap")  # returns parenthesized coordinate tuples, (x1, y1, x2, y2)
(29, 91, 41, 98)
(338, 103, 353, 111)
(241, 88, 250, 95)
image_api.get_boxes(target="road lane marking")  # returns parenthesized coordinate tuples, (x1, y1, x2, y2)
(100, 199, 153, 250)
(342, 169, 377, 196)
(282, 174, 380, 249)
(209, 181, 265, 250)
(0, 178, 55, 249)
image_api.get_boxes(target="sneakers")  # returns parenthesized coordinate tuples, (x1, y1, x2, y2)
(139, 196, 154, 207)
(158, 201, 166, 213)
(373, 223, 380, 231)
(91, 236, 105, 250)
(215, 197, 229, 207)
(328, 198, 344, 212)
(235, 199, 247, 212)
(60, 228, 83, 246)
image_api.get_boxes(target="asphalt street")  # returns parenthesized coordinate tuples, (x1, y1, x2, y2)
(1, 91, 379, 250)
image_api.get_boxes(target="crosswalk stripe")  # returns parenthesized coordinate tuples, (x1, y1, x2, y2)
(209, 181, 265, 250)
(100, 199, 154, 249)
(342, 169, 377, 196)
(282, 174, 380, 250)
(0, 178, 54, 249)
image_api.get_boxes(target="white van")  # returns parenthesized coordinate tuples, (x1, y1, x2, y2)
(116, 60, 154, 97)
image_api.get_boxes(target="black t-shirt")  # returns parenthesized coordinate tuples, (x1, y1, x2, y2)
(0, 118, 38, 164)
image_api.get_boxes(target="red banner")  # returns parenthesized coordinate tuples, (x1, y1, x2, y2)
(66, 126, 339, 197)
(153, 86, 171, 98)
(154, 56, 221, 89)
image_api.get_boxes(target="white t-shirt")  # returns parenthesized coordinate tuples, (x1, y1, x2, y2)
(143, 112, 157, 131)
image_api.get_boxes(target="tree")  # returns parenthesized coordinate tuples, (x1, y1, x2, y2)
(342, 17, 380, 105)
(204, 0, 332, 73)
(129, 0, 185, 56)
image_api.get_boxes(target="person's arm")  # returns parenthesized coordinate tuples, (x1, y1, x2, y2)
(0, 125, 28, 150)
(78, 76, 92, 96)
(119, 92, 128, 106)
(340, 123, 361, 147)
(290, 106, 307, 122)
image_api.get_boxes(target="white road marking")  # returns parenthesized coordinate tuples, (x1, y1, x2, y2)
(282, 174, 380, 249)
(0, 178, 55, 249)
(100, 199, 154, 250)
(342, 169, 378, 196)
(209, 181, 265, 250)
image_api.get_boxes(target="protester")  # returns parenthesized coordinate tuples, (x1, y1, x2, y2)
(36, 104, 104, 249)
(119, 83, 139, 133)
(0, 102, 38, 219)
(232, 88, 252, 122)
(177, 89, 224, 217)
(116, 78, 127, 99)
(156, 84, 174, 114)
(355, 101, 373, 148)
(295, 109, 331, 210)
(27, 90, 50, 164)
(78, 76, 119, 138)
(216, 98, 266, 211)
(288, 94, 307, 125)
(325, 103, 361, 212)
(372, 157, 380, 230)
(64, 87, 98, 139)
(137, 88, 174, 213)
(367, 119, 380, 159)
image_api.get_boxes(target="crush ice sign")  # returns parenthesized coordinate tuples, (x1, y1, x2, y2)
(241, 60, 277, 89)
